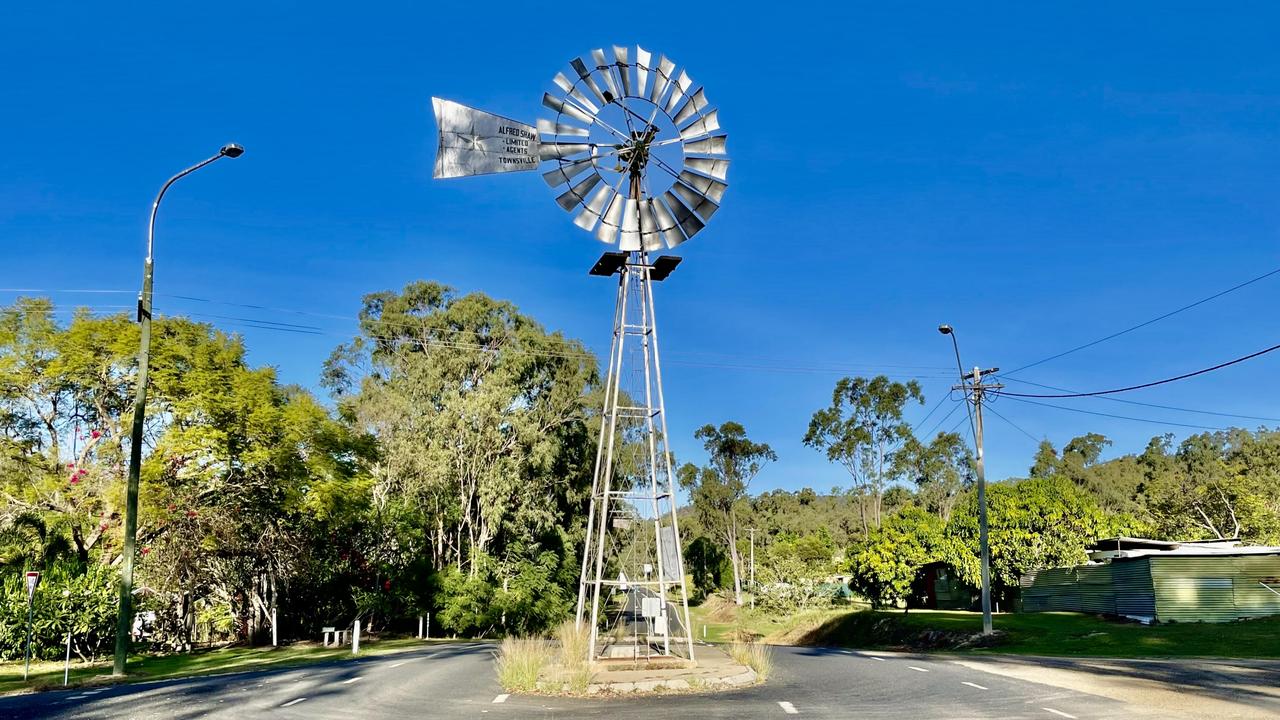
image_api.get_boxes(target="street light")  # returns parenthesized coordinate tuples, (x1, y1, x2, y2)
(937, 324, 996, 636)
(113, 144, 244, 676)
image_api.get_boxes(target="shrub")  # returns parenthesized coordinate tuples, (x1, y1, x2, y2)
(555, 619, 589, 669)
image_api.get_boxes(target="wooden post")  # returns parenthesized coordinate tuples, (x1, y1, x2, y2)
(352, 620, 360, 655)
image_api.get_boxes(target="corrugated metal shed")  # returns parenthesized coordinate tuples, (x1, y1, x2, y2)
(1111, 557, 1155, 619)
(1022, 553, 1280, 623)
(1150, 555, 1280, 623)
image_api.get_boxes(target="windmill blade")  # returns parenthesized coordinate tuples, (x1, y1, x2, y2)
(661, 190, 706, 238)
(552, 73, 600, 115)
(555, 173, 602, 211)
(678, 109, 720, 140)
(665, 70, 695, 113)
(614, 46, 633, 96)
(683, 134, 727, 156)
(537, 119, 589, 138)
(595, 192, 625, 244)
(618, 198, 641, 251)
(570, 57, 609, 106)
(639, 200, 664, 251)
(542, 156, 595, 187)
(634, 46, 652, 97)
(649, 55, 676, 106)
(672, 180, 720, 220)
(593, 48, 621, 100)
(542, 93, 595, 125)
(676, 170, 727, 202)
(653, 196, 690, 248)
(684, 156, 730, 181)
(671, 88, 710, 127)
(539, 142, 591, 161)
(574, 184, 614, 231)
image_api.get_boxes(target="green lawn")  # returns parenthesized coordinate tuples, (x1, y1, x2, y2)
(691, 600, 1280, 659)
(0, 636, 455, 696)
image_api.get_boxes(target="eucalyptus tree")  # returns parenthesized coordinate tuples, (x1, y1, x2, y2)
(804, 376, 924, 535)
(323, 281, 599, 634)
(677, 421, 776, 605)
(895, 431, 973, 521)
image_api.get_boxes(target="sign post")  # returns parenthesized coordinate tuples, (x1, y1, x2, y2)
(23, 571, 40, 680)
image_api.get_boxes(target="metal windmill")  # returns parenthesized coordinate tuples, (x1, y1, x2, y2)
(432, 46, 728, 665)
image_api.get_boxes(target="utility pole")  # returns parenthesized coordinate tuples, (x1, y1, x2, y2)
(954, 366, 1001, 636)
(113, 144, 243, 677)
(938, 325, 1000, 636)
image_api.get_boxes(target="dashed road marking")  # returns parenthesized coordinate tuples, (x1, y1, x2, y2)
(281, 697, 307, 707)
(907, 666, 929, 672)
(778, 701, 799, 714)
(341, 676, 362, 684)
(1042, 709, 1077, 719)
(961, 681, 988, 690)
(492, 694, 510, 704)
(389, 661, 408, 668)
(868, 656, 886, 661)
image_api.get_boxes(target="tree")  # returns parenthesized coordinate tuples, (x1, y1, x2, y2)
(803, 376, 923, 535)
(1139, 431, 1280, 543)
(677, 421, 776, 606)
(848, 506, 945, 610)
(895, 431, 973, 520)
(322, 281, 598, 634)
(946, 477, 1115, 602)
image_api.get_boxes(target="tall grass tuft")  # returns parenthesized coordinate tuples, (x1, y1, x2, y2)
(729, 640, 773, 681)
(556, 620, 590, 669)
(495, 637, 553, 693)
(556, 620, 593, 693)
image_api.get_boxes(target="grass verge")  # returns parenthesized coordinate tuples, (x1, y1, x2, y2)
(692, 594, 1280, 658)
(801, 609, 1280, 658)
(0, 636, 449, 696)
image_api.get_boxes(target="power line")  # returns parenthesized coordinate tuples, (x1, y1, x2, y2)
(1000, 376, 1280, 423)
(982, 403, 1041, 444)
(999, 395, 1226, 431)
(920, 400, 963, 439)
(995, 340, 1280, 399)
(1003, 265, 1280, 376)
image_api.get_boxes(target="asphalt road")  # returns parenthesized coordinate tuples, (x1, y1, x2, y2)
(0, 643, 1176, 720)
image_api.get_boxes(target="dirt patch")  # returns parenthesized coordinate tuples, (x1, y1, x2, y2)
(700, 594, 740, 623)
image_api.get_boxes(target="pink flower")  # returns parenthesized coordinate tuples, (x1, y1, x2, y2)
(141, 547, 150, 555)
(100, 522, 109, 531)
(185, 510, 197, 518)
(67, 462, 75, 469)
(70, 477, 80, 484)
(91, 430, 101, 439)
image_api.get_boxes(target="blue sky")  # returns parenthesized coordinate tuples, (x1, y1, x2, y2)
(3, 3, 1280, 490)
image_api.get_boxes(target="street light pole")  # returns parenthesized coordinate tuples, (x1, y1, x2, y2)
(112, 144, 244, 676)
(937, 325, 1000, 636)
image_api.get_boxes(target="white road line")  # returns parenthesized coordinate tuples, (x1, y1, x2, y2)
(341, 676, 362, 684)
(389, 661, 408, 668)
(492, 694, 510, 704)
(868, 656, 886, 661)
(778, 701, 799, 714)
(281, 697, 307, 707)
(961, 681, 988, 690)
(1042, 709, 1077, 719)
(907, 666, 929, 672)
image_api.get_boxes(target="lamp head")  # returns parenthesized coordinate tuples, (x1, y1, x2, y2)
(938, 324, 953, 335)
(220, 143, 245, 158)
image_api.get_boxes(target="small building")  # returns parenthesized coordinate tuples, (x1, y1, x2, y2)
(1021, 537, 1280, 623)
(913, 562, 976, 610)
